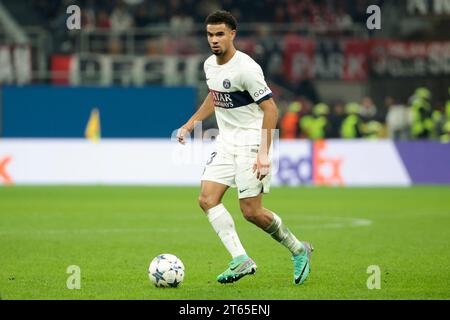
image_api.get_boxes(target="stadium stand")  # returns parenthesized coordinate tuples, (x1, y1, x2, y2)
(1, 0, 449, 140)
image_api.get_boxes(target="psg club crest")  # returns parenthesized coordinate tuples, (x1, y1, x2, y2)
(223, 79, 231, 89)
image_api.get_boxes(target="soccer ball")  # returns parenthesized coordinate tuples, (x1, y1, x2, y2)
(148, 254, 185, 288)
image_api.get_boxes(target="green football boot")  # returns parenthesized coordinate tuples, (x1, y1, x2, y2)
(217, 255, 257, 284)
(292, 241, 314, 285)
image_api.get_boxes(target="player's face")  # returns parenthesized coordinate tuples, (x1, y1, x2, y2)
(206, 24, 236, 56)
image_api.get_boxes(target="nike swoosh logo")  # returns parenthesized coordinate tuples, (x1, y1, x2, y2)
(295, 262, 309, 284)
(230, 260, 252, 271)
(239, 188, 249, 193)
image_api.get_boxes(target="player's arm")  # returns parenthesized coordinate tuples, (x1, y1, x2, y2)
(177, 93, 214, 144)
(254, 97, 279, 180)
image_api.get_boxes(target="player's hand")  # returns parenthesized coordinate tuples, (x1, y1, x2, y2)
(176, 126, 190, 145)
(253, 153, 270, 181)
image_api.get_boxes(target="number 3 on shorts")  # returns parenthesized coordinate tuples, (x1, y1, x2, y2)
(206, 152, 217, 165)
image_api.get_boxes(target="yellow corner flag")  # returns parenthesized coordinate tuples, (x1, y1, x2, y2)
(85, 108, 101, 143)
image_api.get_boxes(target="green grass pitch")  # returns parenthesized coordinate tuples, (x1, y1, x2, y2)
(0, 186, 449, 300)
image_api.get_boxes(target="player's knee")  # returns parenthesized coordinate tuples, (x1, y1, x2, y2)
(198, 195, 220, 212)
(240, 201, 258, 223)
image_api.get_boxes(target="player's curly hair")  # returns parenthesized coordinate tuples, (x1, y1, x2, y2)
(205, 10, 237, 30)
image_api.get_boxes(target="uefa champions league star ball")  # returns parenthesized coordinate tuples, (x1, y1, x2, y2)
(148, 254, 185, 288)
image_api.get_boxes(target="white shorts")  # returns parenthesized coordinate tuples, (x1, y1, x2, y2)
(201, 145, 271, 199)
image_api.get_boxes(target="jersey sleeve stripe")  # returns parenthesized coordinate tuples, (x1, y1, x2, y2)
(256, 93, 273, 105)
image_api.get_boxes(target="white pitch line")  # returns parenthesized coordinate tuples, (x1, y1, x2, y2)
(285, 215, 373, 229)
(0, 216, 372, 236)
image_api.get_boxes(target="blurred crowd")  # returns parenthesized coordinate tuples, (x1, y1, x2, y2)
(33, 0, 382, 31)
(279, 87, 450, 142)
(30, 0, 383, 57)
(30, 0, 384, 55)
(28, 0, 450, 143)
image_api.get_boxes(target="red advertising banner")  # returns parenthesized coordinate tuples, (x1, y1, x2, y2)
(370, 40, 450, 77)
(342, 40, 369, 81)
(283, 35, 369, 81)
(51, 55, 74, 85)
(284, 35, 316, 80)
(50, 39, 450, 86)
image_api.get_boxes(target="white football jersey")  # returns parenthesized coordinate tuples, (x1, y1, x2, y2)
(204, 50, 273, 148)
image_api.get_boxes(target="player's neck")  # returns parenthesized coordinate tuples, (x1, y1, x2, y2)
(216, 47, 237, 65)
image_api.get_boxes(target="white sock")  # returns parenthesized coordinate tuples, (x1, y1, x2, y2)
(265, 212, 304, 256)
(207, 204, 247, 259)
